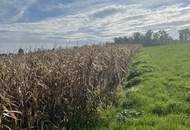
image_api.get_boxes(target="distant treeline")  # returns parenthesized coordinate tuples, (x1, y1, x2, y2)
(114, 28, 190, 46)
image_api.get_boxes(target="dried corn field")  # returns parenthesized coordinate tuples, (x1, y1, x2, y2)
(0, 44, 140, 130)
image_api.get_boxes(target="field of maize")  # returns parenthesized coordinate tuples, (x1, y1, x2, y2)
(0, 44, 140, 130)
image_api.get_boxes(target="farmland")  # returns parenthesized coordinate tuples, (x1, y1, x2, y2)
(0, 44, 140, 130)
(0, 43, 190, 130)
(94, 43, 190, 130)
(2, 0, 190, 130)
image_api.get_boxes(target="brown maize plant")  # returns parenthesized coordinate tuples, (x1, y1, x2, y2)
(0, 44, 141, 130)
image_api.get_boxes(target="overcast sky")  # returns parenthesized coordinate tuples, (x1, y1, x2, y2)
(0, 0, 190, 52)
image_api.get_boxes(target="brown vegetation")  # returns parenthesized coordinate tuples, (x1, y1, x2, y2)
(0, 44, 140, 130)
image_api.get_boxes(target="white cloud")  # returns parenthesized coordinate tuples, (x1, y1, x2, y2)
(11, 0, 38, 21)
(0, 0, 38, 22)
(0, 1, 190, 43)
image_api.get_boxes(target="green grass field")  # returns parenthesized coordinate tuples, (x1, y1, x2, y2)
(92, 43, 190, 130)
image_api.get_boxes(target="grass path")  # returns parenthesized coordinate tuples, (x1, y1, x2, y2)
(94, 43, 190, 130)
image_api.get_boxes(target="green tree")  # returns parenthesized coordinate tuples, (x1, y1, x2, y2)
(179, 28, 190, 41)
(133, 32, 142, 43)
(144, 30, 153, 45)
(18, 48, 24, 55)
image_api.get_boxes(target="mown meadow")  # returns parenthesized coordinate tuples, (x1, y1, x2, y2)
(93, 43, 190, 130)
